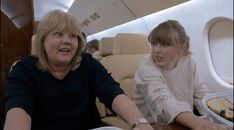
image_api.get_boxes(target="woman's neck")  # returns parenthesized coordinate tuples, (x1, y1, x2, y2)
(49, 65, 70, 80)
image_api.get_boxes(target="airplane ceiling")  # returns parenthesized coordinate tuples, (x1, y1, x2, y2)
(33, 0, 189, 35)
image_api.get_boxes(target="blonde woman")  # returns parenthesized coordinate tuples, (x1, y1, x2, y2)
(134, 20, 231, 130)
(4, 10, 153, 130)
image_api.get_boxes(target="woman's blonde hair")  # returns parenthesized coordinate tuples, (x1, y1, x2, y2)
(148, 20, 190, 55)
(34, 9, 84, 71)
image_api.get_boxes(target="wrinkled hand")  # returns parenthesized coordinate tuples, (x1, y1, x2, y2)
(132, 123, 154, 130)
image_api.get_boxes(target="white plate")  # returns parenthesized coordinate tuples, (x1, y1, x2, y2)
(202, 90, 233, 127)
(90, 126, 123, 130)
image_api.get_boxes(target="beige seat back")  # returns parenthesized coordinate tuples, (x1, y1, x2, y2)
(113, 33, 150, 55)
(101, 33, 150, 99)
(99, 37, 114, 57)
(101, 54, 149, 99)
(99, 33, 150, 128)
(31, 34, 37, 56)
(92, 37, 114, 61)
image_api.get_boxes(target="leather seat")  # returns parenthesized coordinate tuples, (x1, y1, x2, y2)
(98, 33, 150, 129)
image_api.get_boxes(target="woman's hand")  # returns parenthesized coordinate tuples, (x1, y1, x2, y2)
(132, 123, 154, 130)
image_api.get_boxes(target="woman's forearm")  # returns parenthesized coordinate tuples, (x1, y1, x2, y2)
(112, 94, 153, 130)
(175, 111, 202, 129)
(112, 94, 143, 126)
(4, 108, 31, 130)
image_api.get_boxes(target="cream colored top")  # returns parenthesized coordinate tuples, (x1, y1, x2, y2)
(134, 55, 210, 124)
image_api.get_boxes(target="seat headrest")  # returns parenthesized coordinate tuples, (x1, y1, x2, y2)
(31, 34, 37, 56)
(99, 37, 114, 57)
(113, 33, 150, 55)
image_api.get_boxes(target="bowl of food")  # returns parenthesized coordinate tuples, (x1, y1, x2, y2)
(90, 126, 123, 130)
(202, 90, 233, 127)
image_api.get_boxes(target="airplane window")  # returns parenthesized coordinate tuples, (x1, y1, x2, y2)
(209, 19, 233, 85)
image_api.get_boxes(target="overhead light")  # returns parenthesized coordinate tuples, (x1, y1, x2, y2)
(90, 12, 101, 21)
(80, 19, 90, 28)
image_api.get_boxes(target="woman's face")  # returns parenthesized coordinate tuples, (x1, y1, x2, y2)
(44, 29, 78, 68)
(151, 41, 183, 69)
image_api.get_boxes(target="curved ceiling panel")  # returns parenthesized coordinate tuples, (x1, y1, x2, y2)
(32, 0, 189, 35)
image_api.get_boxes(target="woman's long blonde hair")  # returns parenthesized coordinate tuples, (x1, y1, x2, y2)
(34, 9, 85, 71)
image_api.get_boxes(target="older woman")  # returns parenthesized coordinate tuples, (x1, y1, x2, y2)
(134, 20, 231, 130)
(4, 10, 153, 130)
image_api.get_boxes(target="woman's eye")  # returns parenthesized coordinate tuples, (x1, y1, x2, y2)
(54, 32, 63, 36)
(162, 43, 170, 47)
(70, 34, 77, 39)
(151, 42, 157, 46)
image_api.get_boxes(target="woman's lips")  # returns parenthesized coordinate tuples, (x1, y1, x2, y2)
(155, 56, 163, 62)
(59, 48, 71, 53)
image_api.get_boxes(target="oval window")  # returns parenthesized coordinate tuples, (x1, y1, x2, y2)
(209, 19, 233, 85)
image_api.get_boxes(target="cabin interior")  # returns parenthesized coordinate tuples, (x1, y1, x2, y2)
(0, 0, 233, 129)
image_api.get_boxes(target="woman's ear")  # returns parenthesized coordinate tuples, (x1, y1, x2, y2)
(180, 43, 186, 55)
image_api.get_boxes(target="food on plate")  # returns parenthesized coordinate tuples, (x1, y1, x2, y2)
(207, 97, 233, 122)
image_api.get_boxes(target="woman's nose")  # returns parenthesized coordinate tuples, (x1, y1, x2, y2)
(153, 44, 161, 52)
(62, 36, 71, 44)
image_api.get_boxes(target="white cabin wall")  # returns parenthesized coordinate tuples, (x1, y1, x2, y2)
(143, 0, 233, 92)
(89, 0, 233, 92)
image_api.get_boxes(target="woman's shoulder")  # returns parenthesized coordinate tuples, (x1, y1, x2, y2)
(9, 56, 39, 80)
(19, 56, 38, 67)
(81, 52, 93, 61)
(12, 55, 38, 71)
(80, 52, 101, 68)
(181, 54, 197, 67)
(20, 55, 38, 63)
(137, 55, 162, 74)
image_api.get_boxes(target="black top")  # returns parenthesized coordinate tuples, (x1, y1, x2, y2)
(4, 53, 124, 130)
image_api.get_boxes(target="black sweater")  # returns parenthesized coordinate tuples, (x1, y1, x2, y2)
(4, 53, 124, 130)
